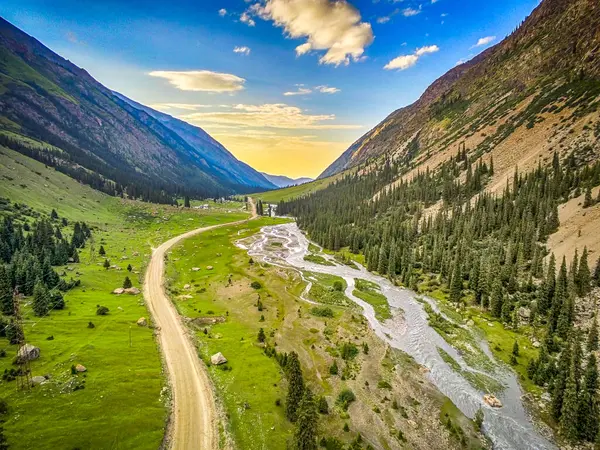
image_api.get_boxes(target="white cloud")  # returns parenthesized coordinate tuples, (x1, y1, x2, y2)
(377, 16, 390, 24)
(402, 7, 421, 17)
(316, 85, 340, 94)
(240, 12, 256, 26)
(283, 87, 313, 96)
(233, 46, 251, 55)
(250, 0, 374, 66)
(473, 36, 496, 47)
(181, 103, 361, 130)
(149, 103, 213, 111)
(218, 8, 227, 17)
(148, 70, 246, 92)
(384, 44, 439, 70)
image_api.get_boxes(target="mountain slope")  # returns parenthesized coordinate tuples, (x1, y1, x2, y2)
(260, 172, 313, 188)
(0, 17, 274, 202)
(320, 0, 600, 179)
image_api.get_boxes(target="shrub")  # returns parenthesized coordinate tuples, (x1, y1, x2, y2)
(329, 361, 339, 375)
(333, 280, 343, 292)
(336, 389, 356, 411)
(311, 306, 334, 318)
(340, 343, 359, 361)
(377, 380, 392, 390)
(318, 396, 329, 414)
(251, 281, 262, 290)
(96, 306, 109, 316)
(87, 321, 95, 328)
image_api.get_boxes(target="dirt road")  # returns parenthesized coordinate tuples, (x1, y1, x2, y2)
(143, 200, 257, 450)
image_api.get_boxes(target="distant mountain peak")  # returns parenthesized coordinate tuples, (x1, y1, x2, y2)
(260, 172, 313, 188)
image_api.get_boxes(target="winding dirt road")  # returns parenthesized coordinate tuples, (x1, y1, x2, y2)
(143, 200, 257, 450)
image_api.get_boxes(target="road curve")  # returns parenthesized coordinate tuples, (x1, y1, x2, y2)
(143, 200, 257, 450)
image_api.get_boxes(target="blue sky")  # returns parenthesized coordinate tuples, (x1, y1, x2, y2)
(1, 0, 540, 178)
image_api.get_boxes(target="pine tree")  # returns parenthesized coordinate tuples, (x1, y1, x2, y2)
(123, 276, 132, 289)
(512, 341, 520, 357)
(285, 352, 305, 422)
(99, 245, 106, 256)
(103, 259, 110, 269)
(184, 195, 191, 208)
(490, 278, 503, 317)
(32, 279, 50, 317)
(293, 390, 319, 450)
(257, 328, 266, 343)
(577, 247, 591, 297)
(0, 266, 13, 315)
(594, 257, 600, 287)
(449, 263, 462, 303)
(578, 354, 599, 441)
(583, 186, 593, 208)
(560, 358, 580, 442)
(127, 264, 132, 272)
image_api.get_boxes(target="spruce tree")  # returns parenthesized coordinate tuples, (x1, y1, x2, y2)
(257, 328, 266, 343)
(560, 359, 580, 442)
(0, 266, 13, 315)
(578, 354, 599, 441)
(577, 247, 591, 297)
(588, 316, 599, 352)
(123, 276, 132, 289)
(449, 263, 462, 303)
(99, 245, 106, 256)
(285, 352, 305, 422)
(293, 390, 318, 450)
(32, 279, 50, 317)
(594, 257, 600, 287)
(490, 278, 503, 317)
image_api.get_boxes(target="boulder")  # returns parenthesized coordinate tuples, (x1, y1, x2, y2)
(192, 267, 200, 272)
(75, 364, 87, 373)
(18, 344, 40, 361)
(184, 284, 191, 290)
(112, 287, 125, 295)
(532, 340, 541, 348)
(518, 307, 531, 320)
(483, 394, 502, 408)
(179, 295, 193, 300)
(418, 365, 430, 374)
(124, 287, 141, 295)
(211, 352, 227, 365)
(32, 376, 46, 385)
(137, 317, 147, 327)
(206, 266, 214, 270)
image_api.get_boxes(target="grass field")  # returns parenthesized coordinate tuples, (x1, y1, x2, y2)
(0, 146, 249, 449)
(353, 279, 391, 321)
(251, 172, 344, 203)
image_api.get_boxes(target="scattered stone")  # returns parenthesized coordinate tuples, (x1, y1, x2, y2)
(112, 288, 125, 295)
(184, 284, 191, 290)
(418, 365, 430, 374)
(124, 287, 141, 295)
(206, 266, 214, 270)
(192, 267, 200, 272)
(532, 340, 541, 348)
(179, 295, 193, 300)
(18, 344, 40, 361)
(211, 352, 227, 365)
(137, 317, 148, 327)
(32, 376, 46, 385)
(483, 394, 502, 408)
(518, 307, 531, 321)
(467, 319, 475, 326)
(75, 364, 87, 373)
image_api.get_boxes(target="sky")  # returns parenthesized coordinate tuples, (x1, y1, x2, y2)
(1, 0, 540, 178)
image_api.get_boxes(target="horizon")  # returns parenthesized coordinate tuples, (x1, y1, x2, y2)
(1, 0, 539, 178)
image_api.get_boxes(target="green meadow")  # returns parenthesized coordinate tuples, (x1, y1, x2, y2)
(0, 146, 248, 449)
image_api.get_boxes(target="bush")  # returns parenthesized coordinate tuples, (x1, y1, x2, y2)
(251, 281, 262, 290)
(340, 343, 359, 361)
(318, 396, 329, 414)
(87, 321, 95, 329)
(311, 306, 334, 318)
(96, 306, 109, 316)
(336, 389, 356, 411)
(329, 360, 339, 375)
(377, 380, 392, 390)
(333, 280, 344, 292)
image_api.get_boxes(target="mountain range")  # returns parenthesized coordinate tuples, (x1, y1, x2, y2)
(320, 0, 600, 180)
(260, 173, 313, 188)
(0, 17, 275, 202)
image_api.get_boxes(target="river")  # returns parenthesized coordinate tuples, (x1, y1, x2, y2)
(237, 222, 555, 450)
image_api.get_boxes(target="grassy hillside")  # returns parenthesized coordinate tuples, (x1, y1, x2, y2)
(253, 172, 344, 203)
(0, 147, 249, 449)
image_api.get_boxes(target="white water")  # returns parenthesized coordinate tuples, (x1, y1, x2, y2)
(237, 223, 555, 450)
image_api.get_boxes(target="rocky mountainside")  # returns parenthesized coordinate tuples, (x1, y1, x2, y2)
(260, 172, 313, 188)
(320, 0, 600, 179)
(0, 17, 274, 201)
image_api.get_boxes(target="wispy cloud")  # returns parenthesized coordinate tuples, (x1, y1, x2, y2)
(384, 45, 439, 71)
(472, 36, 496, 48)
(316, 85, 340, 94)
(240, 12, 256, 26)
(402, 7, 421, 17)
(250, 0, 374, 66)
(283, 87, 313, 96)
(218, 8, 227, 17)
(181, 103, 361, 130)
(149, 103, 213, 111)
(148, 70, 246, 93)
(233, 46, 251, 55)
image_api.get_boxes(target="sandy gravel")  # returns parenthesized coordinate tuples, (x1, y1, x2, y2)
(143, 200, 256, 450)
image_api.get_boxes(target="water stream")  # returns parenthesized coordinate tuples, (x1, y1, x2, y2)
(237, 222, 555, 450)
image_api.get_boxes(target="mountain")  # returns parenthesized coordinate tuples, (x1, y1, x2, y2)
(0, 17, 275, 202)
(260, 172, 313, 188)
(320, 0, 600, 179)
